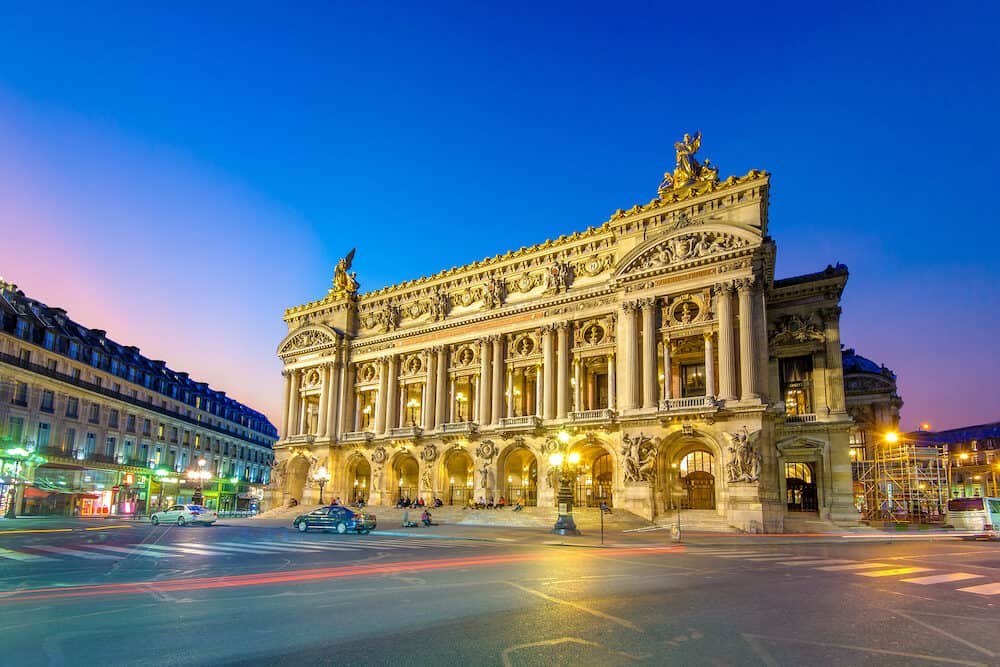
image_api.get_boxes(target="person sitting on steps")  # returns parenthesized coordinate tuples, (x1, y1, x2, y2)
(513, 496, 524, 512)
(421, 509, 435, 526)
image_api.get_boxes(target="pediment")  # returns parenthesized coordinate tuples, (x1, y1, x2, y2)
(614, 226, 758, 279)
(277, 324, 339, 357)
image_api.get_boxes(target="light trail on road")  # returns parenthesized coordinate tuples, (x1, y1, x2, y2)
(0, 545, 683, 603)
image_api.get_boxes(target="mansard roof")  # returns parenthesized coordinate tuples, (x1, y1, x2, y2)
(911, 422, 1000, 445)
(773, 263, 849, 290)
(0, 279, 277, 438)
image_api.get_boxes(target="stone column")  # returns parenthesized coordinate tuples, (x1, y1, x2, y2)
(374, 358, 387, 435)
(534, 364, 543, 417)
(424, 351, 436, 431)
(618, 302, 639, 410)
(715, 283, 737, 401)
(398, 382, 407, 428)
(491, 337, 504, 424)
(479, 339, 492, 426)
(386, 356, 399, 433)
(338, 352, 352, 438)
(474, 374, 482, 422)
(662, 338, 672, 402)
(449, 377, 456, 423)
(573, 359, 582, 412)
(556, 323, 570, 418)
(737, 279, 759, 400)
(542, 327, 555, 419)
(823, 307, 846, 413)
(641, 298, 658, 409)
(280, 371, 292, 439)
(506, 368, 514, 417)
(704, 332, 716, 398)
(435, 347, 448, 428)
(607, 354, 616, 410)
(317, 364, 330, 437)
(354, 392, 362, 432)
(285, 370, 300, 437)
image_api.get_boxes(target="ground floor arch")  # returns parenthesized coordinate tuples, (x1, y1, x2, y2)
(286, 454, 311, 505)
(498, 446, 538, 506)
(571, 441, 615, 508)
(391, 453, 419, 504)
(441, 447, 474, 505)
(654, 434, 726, 516)
(347, 455, 371, 504)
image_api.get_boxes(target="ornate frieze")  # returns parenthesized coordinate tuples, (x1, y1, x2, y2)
(769, 314, 826, 345)
(278, 327, 338, 357)
(631, 232, 748, 274)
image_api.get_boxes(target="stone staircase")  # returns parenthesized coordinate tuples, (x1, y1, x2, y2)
(656, 510, 738, 533)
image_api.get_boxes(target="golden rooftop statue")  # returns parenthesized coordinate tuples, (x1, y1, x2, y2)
(658, 130, 719, 196)
(330, 248, 360, 299)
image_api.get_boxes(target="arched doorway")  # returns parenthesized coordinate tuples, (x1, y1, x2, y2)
(286, 455, 310, 505)
(572, 445, 615, 508)
(500, 447, 537, 506)
(391, 454, 419, 504)
(443, 448, 474, 506)
(347, 456, 371, 504)
(679, 450, 716, 510)
(785, 462, 817, 512)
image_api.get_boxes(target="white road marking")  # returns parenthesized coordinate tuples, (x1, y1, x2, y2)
(175, 542, 297, 555)
(507, 582, 642, 632)
(135, 544, 231, 556)
(744, 556, 812, 562)
(87, 545, 182, 558)
(957, 582, 1000, 596)
(818, 562, 891, 571)
(901, 573, 984, 585)
(30, 545, 122, 560)
(0, 547, 56, 562)
(858, 567, 931, 578)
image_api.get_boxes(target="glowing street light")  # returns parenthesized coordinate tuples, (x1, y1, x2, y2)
(313, 466, 331, 505)
(407, 398, 420, 426)
(549, 430, 581, 536)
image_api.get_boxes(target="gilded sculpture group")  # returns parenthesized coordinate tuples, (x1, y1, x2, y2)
(658, 130, 719, 194)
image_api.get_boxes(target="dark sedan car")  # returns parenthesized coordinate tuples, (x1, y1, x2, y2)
(293, 505, 377, 534)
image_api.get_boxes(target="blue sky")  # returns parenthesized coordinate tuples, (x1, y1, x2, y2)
(1, 1, 998, 429)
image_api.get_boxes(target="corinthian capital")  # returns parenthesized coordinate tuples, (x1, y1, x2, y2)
(712, 281, 734, 297)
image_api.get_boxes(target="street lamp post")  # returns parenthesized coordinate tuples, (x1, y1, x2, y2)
(314, 466, 331, 505)
(407, 398, 420, 426)
(549, 430, 581, 536)
(189, 458, 210, 505)
(456, 392, 467, 421)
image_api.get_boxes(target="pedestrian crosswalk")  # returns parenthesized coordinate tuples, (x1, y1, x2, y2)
(691, 548, 1000, 597)
(0, 536, 478, 564)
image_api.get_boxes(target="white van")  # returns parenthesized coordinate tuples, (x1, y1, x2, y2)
(947, 497, 1000, 539)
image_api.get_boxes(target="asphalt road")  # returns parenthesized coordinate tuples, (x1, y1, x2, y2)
(1, 521, 999, 666)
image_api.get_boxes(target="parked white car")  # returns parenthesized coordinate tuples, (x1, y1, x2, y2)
(150, 504, 218, 526)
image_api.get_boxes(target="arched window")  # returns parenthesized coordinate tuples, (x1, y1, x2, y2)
(679, 451, 714, 476)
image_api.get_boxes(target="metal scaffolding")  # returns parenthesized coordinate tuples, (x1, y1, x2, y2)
(852, 439, 947, 522)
